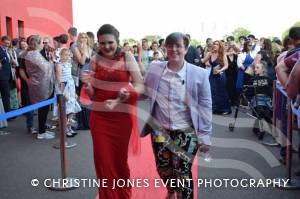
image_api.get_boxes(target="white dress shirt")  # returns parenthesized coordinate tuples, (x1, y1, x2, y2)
(153, 61, 193, 130)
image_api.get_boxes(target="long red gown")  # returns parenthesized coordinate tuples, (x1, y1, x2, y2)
(89, 54, 139, 199)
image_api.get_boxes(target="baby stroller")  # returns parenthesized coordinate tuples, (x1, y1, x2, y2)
(228, 80, 273, 140)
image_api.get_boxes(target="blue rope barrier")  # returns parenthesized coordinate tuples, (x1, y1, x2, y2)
(275, 83, 287, 98)
(291, 103, 300, 117)
(0, 97, 57, 121)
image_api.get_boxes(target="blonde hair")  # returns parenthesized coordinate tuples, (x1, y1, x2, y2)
(77, 32, 92, 50)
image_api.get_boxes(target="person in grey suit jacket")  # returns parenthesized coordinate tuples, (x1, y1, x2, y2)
(142, 32, 212, 199)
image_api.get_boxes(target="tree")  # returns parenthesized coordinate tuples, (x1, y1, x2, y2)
(143, 35, 162, 44)
(190, 39, 202, 47)
(121, 38, 136, 46)
(231, 27, 251, 43)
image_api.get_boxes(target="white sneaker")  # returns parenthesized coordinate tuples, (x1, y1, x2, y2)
(45, 130, 55, 136)
(37, 132, 55, 139)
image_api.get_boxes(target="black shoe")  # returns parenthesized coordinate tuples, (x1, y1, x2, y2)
(258, 131, 265, 140)
(279, 156, 286, 165)
(252, 128, 259, 136)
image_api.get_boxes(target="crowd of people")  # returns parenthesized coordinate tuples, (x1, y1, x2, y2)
(0, 24, 300, 199)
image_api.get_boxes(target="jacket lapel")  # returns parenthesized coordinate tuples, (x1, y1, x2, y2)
(150, 62, 167, 111)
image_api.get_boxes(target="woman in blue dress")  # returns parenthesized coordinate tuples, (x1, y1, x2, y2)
(202, 40, 231, 114)
(236, 40, 257, 96)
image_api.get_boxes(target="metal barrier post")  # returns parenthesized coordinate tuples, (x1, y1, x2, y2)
(48, 94, 77, 191)
(275, 96, 300, 189)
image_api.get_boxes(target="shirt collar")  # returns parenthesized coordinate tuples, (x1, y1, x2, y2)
(164, 61, 187, 80)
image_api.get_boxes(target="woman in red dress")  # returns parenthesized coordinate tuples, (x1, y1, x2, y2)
(83, 24, 144, 199)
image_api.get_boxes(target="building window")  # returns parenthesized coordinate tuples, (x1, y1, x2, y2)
(6, 17, 12, 37)
(18, 20, 24, 38)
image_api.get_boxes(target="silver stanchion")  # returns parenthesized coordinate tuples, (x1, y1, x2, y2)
(275, 99, 300, 190)
(48, 94, 77, 191)
(263, 81, 279, 147)
(52, 93, 77, 149)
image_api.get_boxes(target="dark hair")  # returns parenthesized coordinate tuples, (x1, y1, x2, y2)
(158, 38, 164, 46)
(1, 35, 11, 42)
(239, 36, 247, 41)
(185, 34, 191, 39)
(152, 41, 158, 46)
(288, 26, 300, 40)
(68, 27, 77, 37)
(165, 32, 189, 49)
(86, 31, 95, 40)
(123, 42, 129, 47)
(206, 38, 212, 44)
(226, 36, 234, 42)
(247, 34, 256, 40)
(282, 36, 293, 51)
(12, 38, 19, 46)
(243, 40, 251, 53)
(19, 37, 26, 45)
(263, 38, 275, 64)
(53, 36, 60, 43)
(59, 34, 68, 44)
(97, 24, 120, 44)
(272, 37, 282, 46)
(142, 38, 148, 43)
(153, 51, 159, 56)
(97, 24, 122, 56)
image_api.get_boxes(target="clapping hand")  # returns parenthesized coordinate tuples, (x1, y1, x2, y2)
(118, 87, 130, 102)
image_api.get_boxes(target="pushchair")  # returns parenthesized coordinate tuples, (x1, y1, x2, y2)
(228, 81, 273, 140)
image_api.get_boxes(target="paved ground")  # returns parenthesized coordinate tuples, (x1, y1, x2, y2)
(0, 101, 300, 199)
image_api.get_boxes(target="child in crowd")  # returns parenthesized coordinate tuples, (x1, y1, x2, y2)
(246, 61, 273, 140)
(55, 48, 81, 137)
(150, 51, 161, 64)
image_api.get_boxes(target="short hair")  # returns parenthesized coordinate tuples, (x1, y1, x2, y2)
(272, 37, 282, 46)
(1, 35, 11, 42)
(123, 42, 129, 47)
(153, 51, 159, 56)
(206, 38, 212, 44)
(28, 35, 42, 50)
(152, 41, 158, 46)
(59, 34, 68, 44)
(142, 38, 148, 43)
(12, 38, 19, 46)
(226, 36, 234, 42)
(288, 26, 300, 40)
(165, 32, 189, 49)
(158, 38, 164, 46)
(282, 36, 293, 50)
(239, 36, 247, 41)
(53, 36, 60, 43)
(247, 34, 256, 40)
(68, 27, 77, 37)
